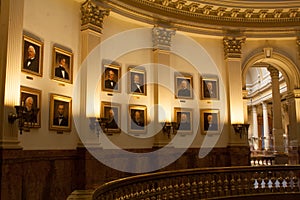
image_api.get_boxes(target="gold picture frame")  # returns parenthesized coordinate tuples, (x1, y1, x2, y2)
(175, 72, 193, 99)
(129, 105, 147, 133)
(200, 109, 220, 135)
(102, 64, 121, 93)
(128, 67, 146, 95)
(200, 75, 219, 100)
(52, 46, 73, 84)
(22, 35, 43, 76)
(20, 86, 42, 128)
(174, 107, 193, 133)
(101, 101, 121, 134)
(49, 94, 72, 132)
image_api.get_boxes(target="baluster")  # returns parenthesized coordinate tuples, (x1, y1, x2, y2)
(185, 176, 191, 198)
(161, 180, 167, 200)
(270, 175, 277, 192)
(250, 175, 256, 194)
(210, 176, 216, 197)
(167, 180, 174, 199)
(179, 177, 185, 198)
(292, 176, 299, 192)
(217, 175, 223, 197)
(236, 175, 242, 195)
(173, 178, 179, 199)
(257, 176, 263, 193)
(198, 178, 204, 198)
(285, 176, 291, 192)
(230, 175, 236, 196)
(278, 176, 284, 192)
(204, 177, 210, 198)
(191, 177, 198, 198)
(243, 175, 249, 195)
(223, 175, 229, 196)
(263, 175, 269, 193)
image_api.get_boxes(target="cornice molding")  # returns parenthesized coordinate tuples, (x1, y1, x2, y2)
(97, 0, 300, 37)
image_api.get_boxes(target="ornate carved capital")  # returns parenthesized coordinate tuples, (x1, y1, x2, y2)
(297, 39, 300, 58)
(81, 0, 110, 33)
(267, 66, 279, 78)
(223, 36, 245, 59)
(152, 25, 176, 51)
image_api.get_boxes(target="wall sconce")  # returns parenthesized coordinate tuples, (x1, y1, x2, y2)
(161, 122, 178, 138)
(89, 117, 109, 137)
(232, 123, 250, 138)
(8, 105, 40, 134)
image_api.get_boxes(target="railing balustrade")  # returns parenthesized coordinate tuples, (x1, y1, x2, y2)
(93, 166, 300, 200)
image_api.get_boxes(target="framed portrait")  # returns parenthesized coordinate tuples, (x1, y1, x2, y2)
(200, 109, 220, 135)
(20, 86, 42, 128)
(201, 75, 219, 100)
(175, 73, 193, 99)
(129, 105, 147, 133)
(22, 35, 43, 76)
(52, 47, 73, 84)
(128, 67, 146, 95)
(49, 94, 72, 132)
(102, 64, 121, 92)
(100, 101, 121, 134)
(174, 107, 193, 133)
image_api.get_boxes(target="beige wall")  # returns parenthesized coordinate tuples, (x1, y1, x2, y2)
(20, 0, 81, 149)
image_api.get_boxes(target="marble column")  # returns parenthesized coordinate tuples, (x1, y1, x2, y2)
(262, 102, 270, 150)
(0, 0, 24, 149)
(252, 105, 259, 150)
(267, 66, 285, 153)
(152, 25, 175, 147)
(77, 0, 110, 148)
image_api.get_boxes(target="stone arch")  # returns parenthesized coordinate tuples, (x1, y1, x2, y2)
(242, 51, 300, 92)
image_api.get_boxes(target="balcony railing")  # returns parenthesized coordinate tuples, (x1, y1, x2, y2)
(93, 166, 300, 200)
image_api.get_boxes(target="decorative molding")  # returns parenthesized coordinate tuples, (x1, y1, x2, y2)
(97, 0, 300, 37)
(152, 25, 176, 51)
(81, 0, 110, 34)
(223, 36, 245, 59)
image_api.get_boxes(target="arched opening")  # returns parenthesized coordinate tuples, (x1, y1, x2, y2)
(242, 49, 300, 165)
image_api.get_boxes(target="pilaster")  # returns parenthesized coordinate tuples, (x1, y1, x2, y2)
(152, 25, 176, 147)
(77, 0, 110, 148)
(0, 0, 24, 149)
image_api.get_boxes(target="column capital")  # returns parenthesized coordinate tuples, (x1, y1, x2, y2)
(223, 36, 245, 59)
(267, 66, 279, 78)
(152, 25, 176, 51)
(81, 0, 110, 34)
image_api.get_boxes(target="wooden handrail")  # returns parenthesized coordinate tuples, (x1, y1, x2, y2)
(93, 165, 300, 200)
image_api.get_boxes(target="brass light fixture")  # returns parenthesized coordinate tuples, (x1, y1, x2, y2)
(8, 105, 40, 134)
(232, 123, 250, 138)
(161, 121, 179, 138)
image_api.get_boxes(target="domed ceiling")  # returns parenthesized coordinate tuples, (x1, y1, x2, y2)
(96, 0, 300, 37)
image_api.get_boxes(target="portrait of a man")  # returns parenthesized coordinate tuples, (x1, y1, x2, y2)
(177, 112, 191, 131)
(201, 109, 219, 134)
(175, 74, 193, 99)
(52, 47, 73, 83)
(202, 77, 219, 99)
(22, 35, 43, 76)
(49, 94, 72, 132)
(20, 86, 41, 128)
(102, 65, 121, 92)
(53, 101, 69, 127)
(130, 72, 145, 94)
(130, 108, 146, 131)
